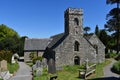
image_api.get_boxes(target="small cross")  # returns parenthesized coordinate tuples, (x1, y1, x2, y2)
(85, 58, 89, 68)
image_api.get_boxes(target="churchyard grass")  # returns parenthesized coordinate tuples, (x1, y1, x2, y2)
(26, 61, 33, 67)
(34, 65, 84, 80)
(34, 59, 111, 80)
(88, 59, 111, 79)
(7, 63, 19, 73)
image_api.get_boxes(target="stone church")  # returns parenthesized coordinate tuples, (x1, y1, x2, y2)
(24, 8, 105, 73)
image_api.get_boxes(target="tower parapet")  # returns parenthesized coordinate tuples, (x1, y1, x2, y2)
(65, 8, 83, 15)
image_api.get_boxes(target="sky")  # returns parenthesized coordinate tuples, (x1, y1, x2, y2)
(0, 0, 116, 38)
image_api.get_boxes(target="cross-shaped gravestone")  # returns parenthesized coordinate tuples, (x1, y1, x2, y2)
(85, 58, 89, 69)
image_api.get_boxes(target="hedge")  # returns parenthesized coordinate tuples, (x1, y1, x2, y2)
(0, 50, 13, 63)
(111, 61, 120, 74)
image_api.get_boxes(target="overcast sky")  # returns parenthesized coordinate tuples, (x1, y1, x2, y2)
(0, 0, 115, 38)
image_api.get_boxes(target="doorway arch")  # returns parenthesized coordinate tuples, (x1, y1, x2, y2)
(74, 56, 80, 65)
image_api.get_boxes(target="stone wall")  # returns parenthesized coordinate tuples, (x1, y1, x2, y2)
(54, 35, 96, 70)
(89, 34, 105, 63)
(24, 51, 44, 62)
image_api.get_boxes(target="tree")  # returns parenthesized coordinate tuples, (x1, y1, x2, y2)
(0, 24, 20, 41)
(0, 24, 20, 54)
(95, 25, 99, 37)
(18, 36, 28, 56)
(105, 0, 120, 54)
(84, 26, 91, 34)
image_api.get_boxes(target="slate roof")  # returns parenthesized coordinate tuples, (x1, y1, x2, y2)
(84, 34, 94, 40)
(48, 33, 65, 49)
(24, 38, 51, 51)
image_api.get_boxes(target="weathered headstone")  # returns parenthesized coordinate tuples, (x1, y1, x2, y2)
(32, 64, 36, 71)
(36, 68, 43, 76)
(35, 60, 43, 68)
(0, 60, 7, 71)
(0, 71, 11, 80)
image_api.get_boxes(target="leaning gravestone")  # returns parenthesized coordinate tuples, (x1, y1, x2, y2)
(0, 60, 7, 71)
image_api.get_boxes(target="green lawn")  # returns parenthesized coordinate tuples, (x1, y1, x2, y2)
(34, 59, 111, 80)
(88, 59, 111, 79)
(7, 63, 19, 74)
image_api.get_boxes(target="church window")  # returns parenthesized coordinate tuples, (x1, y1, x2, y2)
(74, 18, 79, 25)
(74, 41, 79, 51)
(93, 45, 98, 54)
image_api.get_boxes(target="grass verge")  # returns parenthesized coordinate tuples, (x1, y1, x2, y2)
(7, 63, 19, 74)
(88, 59, 112, 79)
(33, 59, 112, 80)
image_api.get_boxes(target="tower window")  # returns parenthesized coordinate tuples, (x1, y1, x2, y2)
(74, 41, 79, 51)
(74, 18, 79, 25)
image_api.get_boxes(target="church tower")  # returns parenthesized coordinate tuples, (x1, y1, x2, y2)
(64, 8, 83, 35)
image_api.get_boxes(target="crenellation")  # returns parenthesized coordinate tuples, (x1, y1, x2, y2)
(65, 8, 83, 15)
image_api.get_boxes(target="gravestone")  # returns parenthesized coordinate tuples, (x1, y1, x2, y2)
(32, 64, 36, 71)
(0, 71, 11, 80)
(35, 60, 43, 68)
(0, 60, 7, 71)
(36, 68, 43, 76)
(32, 60, 43, 76)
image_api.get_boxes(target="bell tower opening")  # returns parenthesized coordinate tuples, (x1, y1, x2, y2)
(64, 8, 83, 35)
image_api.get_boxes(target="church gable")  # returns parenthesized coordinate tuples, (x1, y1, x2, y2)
(88, 34, 105, 63)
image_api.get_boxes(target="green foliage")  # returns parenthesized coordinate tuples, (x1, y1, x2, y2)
(0, 24, 22, 54)
(115, 53, 120, 60)
(90, 59, 111, 79)
(111, 61, 120, 74)
(63, 65, 85, 73)
(84, 26, 91, 34)
(105, 52, 118, 58)
(32, 56, 43, 64)
(0, 50, 12, 63)
(34, 68, 48, 80)
(29, 52, 37, 60)
(105, 0, 120, 54)
(95, 25, 99, 37)
(0, 24, 20, 41)
(7, 63, 19, 73)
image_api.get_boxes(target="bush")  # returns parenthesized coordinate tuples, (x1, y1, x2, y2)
(105, 52, 117, 58)
(32, 56, 43, 64)
(7, 63, 19, 73)
(115, 54, 120, 61)
(111, 61, 120, 74)
(0, 50, 13, 63)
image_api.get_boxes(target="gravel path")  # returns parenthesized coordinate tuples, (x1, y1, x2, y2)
(10, 62, 32, 80)
(103, 59, 119, 78)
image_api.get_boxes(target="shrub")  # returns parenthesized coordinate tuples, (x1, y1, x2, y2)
(32, 56, 43, 64)
(115, 54, 120, 61)
(0, 50, 13, 63)
(111, 61, 120, 74)
(29, 52, 37, 60)
(105, 52, 117, 58)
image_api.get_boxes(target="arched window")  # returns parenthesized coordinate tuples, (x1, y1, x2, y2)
(74, 41, 79, 51)
(74, 18, 79, 25)
(93, 45, 98, 54)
